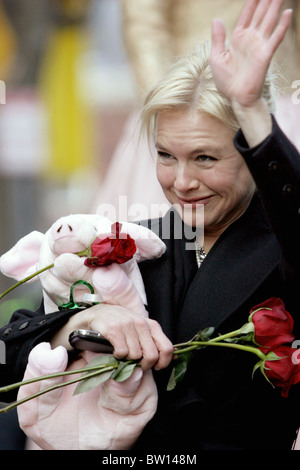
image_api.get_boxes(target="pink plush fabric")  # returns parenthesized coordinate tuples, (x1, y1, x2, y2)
(0, 214, 166, 449)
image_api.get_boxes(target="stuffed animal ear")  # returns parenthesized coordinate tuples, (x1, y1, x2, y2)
(0, 231, 44, 281)
(120, 222, 166, 262)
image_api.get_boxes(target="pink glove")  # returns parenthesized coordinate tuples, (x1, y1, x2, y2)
(17, 343, 158, 450)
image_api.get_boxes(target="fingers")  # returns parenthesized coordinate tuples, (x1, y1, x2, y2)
(236, 0, 291, 40)
(113, 315, 155, 365)
(250, 0, 273, 29)
(88, 304, 174, 371)
(112, 317, 174, 371)
(148, 319, 174, 370)
(211, 18, 227, 56)
(234, 0, 292, 57)
(260, 0, 283, 35)
(268, 8, 292, 53)
(236, 0, 260, 28)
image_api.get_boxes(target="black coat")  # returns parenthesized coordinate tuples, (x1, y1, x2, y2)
(133, 117, 300, 450)
(0, 117, 300, 450)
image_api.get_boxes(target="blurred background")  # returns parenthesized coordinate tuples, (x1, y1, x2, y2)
(0, 0, 298, 449)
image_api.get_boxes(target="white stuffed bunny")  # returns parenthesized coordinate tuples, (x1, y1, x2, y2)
(0, 214, 166, 450)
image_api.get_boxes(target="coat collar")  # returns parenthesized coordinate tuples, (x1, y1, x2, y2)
(139, 195, 281, 342)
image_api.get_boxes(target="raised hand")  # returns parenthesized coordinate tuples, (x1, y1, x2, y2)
(210, 0, 292, 108)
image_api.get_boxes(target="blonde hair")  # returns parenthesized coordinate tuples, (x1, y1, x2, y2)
(140, 41, 278, 140)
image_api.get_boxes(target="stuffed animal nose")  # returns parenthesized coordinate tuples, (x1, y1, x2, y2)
(55, 224, 73, 238)
(51, 219, 88, 254)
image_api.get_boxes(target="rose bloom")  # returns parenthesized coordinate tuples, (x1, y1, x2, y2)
(263, 346, 300, 398)
(249, 297, 295, 353)
(84, 223, 136, 267)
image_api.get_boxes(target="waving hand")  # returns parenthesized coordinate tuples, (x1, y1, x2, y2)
(210, 0, 292, 108)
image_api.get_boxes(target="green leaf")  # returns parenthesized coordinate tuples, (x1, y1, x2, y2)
(252, 359, 263, 379)
(166, 368, 177, 391)
(252, 358, 275, 389)
(239, 322, 255, 335)
(73, 369, 114, 395)
(265, 351, 284, 362)
(112, 362, 138, 382)
(83, 355, 119, 369)
(259, 362, 275, 388)
(195, 327, 215, 341)
(167, 352, 192, 391)
(73, 355, 119, 395)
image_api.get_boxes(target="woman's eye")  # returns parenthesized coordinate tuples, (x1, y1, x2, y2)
(198, 155, 215, 162)
(157, 151, 173, 159)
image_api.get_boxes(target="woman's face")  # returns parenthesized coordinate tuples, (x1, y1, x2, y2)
(155, 110, 256, 236)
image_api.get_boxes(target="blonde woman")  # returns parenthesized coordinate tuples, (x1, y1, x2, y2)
(2, 0, 300, 450)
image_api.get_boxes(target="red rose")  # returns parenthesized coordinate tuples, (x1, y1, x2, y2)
(84, 222, 136, 267)
(262, 346, 300, 398)
(110, 236, 137, 264)
(249, 297, 295, 353)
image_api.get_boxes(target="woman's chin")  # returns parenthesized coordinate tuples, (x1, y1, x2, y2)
(171, 204, 205, 246)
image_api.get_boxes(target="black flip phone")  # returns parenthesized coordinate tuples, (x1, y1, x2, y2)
(69, 329, 114, 353)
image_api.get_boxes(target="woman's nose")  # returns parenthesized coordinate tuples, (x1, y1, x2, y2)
(174, 165, 199, 192)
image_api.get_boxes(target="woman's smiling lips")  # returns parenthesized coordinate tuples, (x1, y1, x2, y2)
(176, 195, 213, 207)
